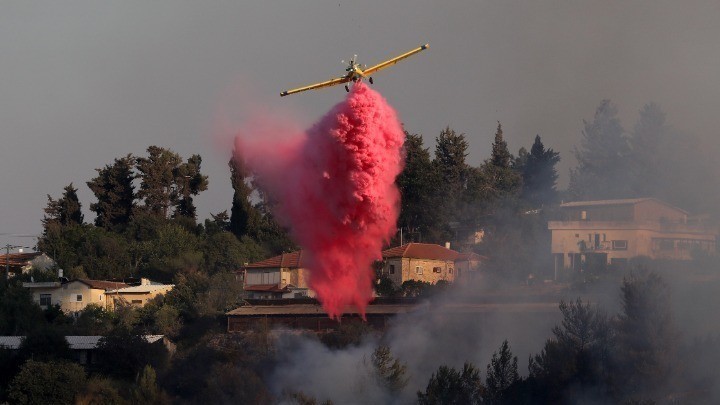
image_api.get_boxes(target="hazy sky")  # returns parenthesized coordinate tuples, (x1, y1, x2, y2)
(2, 1, 720, 248)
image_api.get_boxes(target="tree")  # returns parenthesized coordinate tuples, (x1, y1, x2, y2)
(172, 154, 209, 220)
(42, 183, 84, 229)
(528, 298, 613, 402)
(614, 272, 679, 398)
(519, 135, 560, 207)
(87, 154, 136, 231)
(8, 360, 86, 405)
(229, 155, 261, 239)
(433, 127, 469, 235)
(417, 362, 484, 405)
(396, 131, 443, 242)
(485, 340, 519, 403)
(371, 345, 409, 395)
(629, 103, 668, 197)
(131, 365, 168, 405)
(136, 146, 208, 219)
(569, 100, 632, 200)
(96, 327, 168, 380)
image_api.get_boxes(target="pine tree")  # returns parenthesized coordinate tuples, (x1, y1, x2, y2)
(396, 131, 442, 242)
(520, 135, 560, 207)
(371, 345, 409, 395)
(172, 154, 209, 220)
(485, 340, 519, 403)
(229, 156, 260, 239)
(87, 154, 136, 230)
(569, 100, 632, 200)
(42, 183, 84, 229)
(433, 127, 469, 237)
(490, 121, 512, 169)
(475, 122, 522, 207)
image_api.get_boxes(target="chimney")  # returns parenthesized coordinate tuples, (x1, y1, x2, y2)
(445, 242, 451, 249)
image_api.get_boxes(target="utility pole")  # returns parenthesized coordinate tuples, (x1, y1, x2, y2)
(3, 244, 26, 281)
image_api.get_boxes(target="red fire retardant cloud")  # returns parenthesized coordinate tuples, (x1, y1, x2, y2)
(234, 83, 405, 319)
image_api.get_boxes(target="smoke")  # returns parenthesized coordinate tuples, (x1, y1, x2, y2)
(234, 83, 405, 318)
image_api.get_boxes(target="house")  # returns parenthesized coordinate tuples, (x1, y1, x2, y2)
(0, 335, 172, 365)
(380, 243, 486, 288)
(548, 198, 717, 273)
(0, 252, 55, 278)
(22, 278, 173, 313)
(241, 251, 314, 299)
(104, 279, 175, 310)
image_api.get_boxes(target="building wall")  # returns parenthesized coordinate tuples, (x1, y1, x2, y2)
(58, 283, 107, 313)
(105, 286, 174, 310)
(383, 257, 456, 288)
(550, 224, 715, 263)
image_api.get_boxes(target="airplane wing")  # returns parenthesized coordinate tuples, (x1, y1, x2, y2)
(280, 76, 351, 97)
(363, 44, 429, 76)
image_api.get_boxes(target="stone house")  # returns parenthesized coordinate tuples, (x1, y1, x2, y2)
(380, 243, 485, 288)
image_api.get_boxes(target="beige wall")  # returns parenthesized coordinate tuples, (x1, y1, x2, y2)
(105, 286, 174, 310)
(57, 283, 107, 312)
(383, 258, 456, 288)
(550, 224, 715, 263)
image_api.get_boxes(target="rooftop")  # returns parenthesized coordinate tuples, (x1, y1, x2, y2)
(382, 243, 459, 261)
(244, 251, 307, 269)
(559, 198, 687, 213)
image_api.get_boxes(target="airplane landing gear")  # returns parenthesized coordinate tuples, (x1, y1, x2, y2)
(345, 85, 350, 92)
(369, 77, 374, 84)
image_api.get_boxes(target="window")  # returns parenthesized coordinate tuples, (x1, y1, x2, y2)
(131, 300, 142, 305)
(449, 268, 454, 274)
(415, 266, 423, 275)
(612, 240, 628, 250)
(581, 210, 587, 220)
(76, 294, 83, 302)
(40, 294, 51, 306)
(389, 264, 395, 274)
(433, 267, 442, 273)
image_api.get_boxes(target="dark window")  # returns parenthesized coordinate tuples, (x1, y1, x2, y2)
(612, 240, 628, 250)
(416, 266, 423, 275)
(76, 294, 83, 302)
(389, 264, 395, 274)
(449, 268, 454, 274)
(433, 267, 442, 273)
(40, 294, 51, 306)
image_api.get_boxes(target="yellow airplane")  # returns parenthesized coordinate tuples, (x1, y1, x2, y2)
(280, 44, 429, 97)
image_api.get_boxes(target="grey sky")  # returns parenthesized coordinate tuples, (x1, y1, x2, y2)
(2, 1, 720, 248)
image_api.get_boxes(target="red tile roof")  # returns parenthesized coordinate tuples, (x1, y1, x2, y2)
(74, 279, 129, 291)
(382, 243, 459, 261)
(0, 252, 42, 267)
(244, 251, 307, 269)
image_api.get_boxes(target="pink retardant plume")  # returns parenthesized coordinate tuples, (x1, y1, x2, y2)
(234, 83, 405, 319)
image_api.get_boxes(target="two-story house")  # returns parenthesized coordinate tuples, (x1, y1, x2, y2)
(548, 198, 717, 274)
(380, 243, 485, 288)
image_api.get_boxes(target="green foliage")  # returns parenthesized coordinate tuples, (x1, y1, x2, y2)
(519, 135, 560, 207)
(136, 146, 208, 219)
(614, 272, 679, 398)
(17, 325, 73, 363)
(0, 283, 46, 335)
(569, 99, 632, 199)
(96, 327, 168, 380)
(229, 156, 261, 239)
(200, 362, 273, 404)
(371, 345, 409, 394)
(76, 377, 126, 405)
(374, 275, 397, 297)
(417, 362, 484, 405)
(396, 131, 443, 242)
(8, 359, 86, 405)
(87, 154, 136, 231)
(319, 321, 373, 349)
(485, 340, 519, 403)
(132, 365, 168, 405)
(42, 183, 84, 229)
